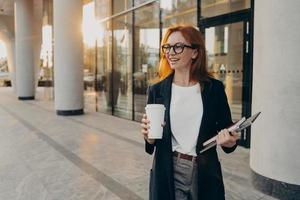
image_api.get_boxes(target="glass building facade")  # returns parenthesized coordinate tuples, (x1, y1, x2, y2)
(81, 0, 253, 147)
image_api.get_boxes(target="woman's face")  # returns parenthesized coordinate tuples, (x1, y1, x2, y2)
(163, 31, 198, 71)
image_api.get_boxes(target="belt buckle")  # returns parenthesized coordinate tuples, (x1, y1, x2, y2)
(175, 151, 196, 162)
(184, 154, 194, 162)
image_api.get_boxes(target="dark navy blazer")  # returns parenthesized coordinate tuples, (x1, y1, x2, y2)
(145, 72, 237, 200)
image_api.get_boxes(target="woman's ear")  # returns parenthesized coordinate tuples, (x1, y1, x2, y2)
(192, 49, 198, 59)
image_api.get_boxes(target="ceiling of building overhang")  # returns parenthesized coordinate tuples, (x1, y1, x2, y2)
(0, 0, 94, 17)
(0, 0, 14, 40)
(0, 0, 14, 16)
(0, 0, 97, 40)
(0, 0, 43, 39)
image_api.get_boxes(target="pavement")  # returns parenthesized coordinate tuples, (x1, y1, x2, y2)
(0, 87, 278, 200)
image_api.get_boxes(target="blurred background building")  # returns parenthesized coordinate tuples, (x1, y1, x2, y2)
(0, 0, 299, 199)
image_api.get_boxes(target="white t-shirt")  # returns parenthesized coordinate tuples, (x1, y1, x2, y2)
(170, 82, 203, 156)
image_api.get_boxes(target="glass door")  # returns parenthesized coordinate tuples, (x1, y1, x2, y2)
(133, 2, 160, 121)
(204, 20, 252, 147)
(111, 13, 134, 120)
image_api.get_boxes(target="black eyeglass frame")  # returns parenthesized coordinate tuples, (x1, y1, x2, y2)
(161, 42, 199, 54)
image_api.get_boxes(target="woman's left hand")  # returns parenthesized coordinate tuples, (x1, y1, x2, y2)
(216, 129, 239, 148)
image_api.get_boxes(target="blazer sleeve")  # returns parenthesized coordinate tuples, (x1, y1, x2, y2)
(216, 81, 237, 154)
(145, 85, 156, 155)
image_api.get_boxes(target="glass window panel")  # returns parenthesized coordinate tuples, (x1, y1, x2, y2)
(83, 2, 97, 112)
(201, 0, 250, 18)
(134, 0, 150, 5)
(133, 2, 160, 121)
(113, 0, 133, 14)
(95, 0, 112, 20)
(161, 0, 197, 29)
(83, 43, 97, 111)
(96, 21, 113, 114)
(111, 13, 133, 119)
(205, 22, 244, 121)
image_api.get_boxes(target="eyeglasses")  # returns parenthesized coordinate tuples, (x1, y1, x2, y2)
(161, 42, 198, 54)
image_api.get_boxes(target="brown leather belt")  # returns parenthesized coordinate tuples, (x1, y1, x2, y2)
(173, 151, 197, 162)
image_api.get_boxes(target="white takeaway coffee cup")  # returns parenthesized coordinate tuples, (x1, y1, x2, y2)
(145, 104, 166, 139)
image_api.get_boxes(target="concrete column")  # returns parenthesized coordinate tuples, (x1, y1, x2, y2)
(251, 1, 300, 199)
(14, 0, 36, 100)
(53, 0, 84, 115)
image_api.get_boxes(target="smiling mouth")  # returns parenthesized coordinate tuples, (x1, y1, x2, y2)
(168, 58, 180, 63)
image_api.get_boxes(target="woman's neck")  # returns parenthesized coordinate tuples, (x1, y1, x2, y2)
(173, 69, 197, 86)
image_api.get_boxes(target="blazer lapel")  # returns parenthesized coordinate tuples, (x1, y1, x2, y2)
(197, 80, 211, 153)
(160, 73, 174, 140)
(160, 73, 173, 112)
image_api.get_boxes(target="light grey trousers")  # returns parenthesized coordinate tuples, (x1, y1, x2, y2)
(173, 155, 198, 200)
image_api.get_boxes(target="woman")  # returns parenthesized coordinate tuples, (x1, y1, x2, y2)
(140, 25, 239, 200)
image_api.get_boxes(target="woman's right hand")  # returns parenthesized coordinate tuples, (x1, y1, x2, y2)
(141, 114, 155, 144)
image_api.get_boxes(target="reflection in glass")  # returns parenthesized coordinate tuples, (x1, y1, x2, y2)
(113, 0, 132, 14)
(83, 2, 97, 112)
(161, 0, 197, 30)
(92, 1, 200, 120)
(96, 21, 113, 114)
(111, 14, 133, 119)
(205, 22, 244, 121)
(201, 0, 250, 18)
(134, 0, 150, 5)
(133, 2, 160, 121)
(95, 0, 111, 20)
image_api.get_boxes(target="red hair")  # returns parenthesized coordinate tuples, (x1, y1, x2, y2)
(158, 25, 211, 84)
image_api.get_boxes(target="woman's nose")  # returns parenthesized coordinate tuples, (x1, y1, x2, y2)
(169, 47, 177, 55)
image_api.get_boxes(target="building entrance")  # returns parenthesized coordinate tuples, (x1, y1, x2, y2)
(200, 11, 253, 147)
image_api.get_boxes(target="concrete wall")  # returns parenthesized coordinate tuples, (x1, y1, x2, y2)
(251, 0, 300, 198)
